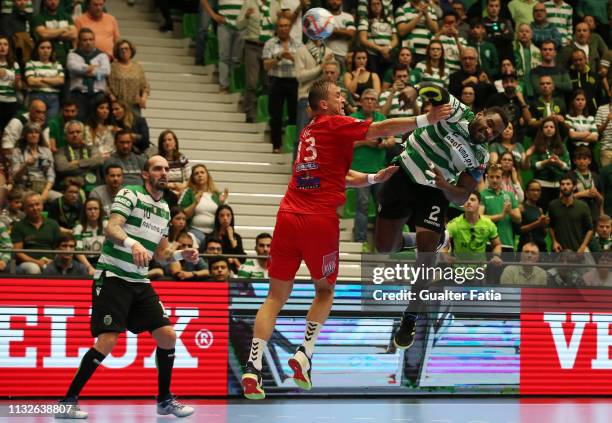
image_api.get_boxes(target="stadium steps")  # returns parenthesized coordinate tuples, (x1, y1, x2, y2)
(143, 108, 244, 122)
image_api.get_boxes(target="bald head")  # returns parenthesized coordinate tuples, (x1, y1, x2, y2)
(143, 155, 169, 196)
(28, 100, 47, 124)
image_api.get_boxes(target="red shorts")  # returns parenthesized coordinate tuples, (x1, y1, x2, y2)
(268, 211, 340, 284)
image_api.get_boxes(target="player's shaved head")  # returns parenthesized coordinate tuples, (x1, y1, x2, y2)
(144, 155, 169, 171)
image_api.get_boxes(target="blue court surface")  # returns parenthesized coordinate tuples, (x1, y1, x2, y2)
(1, 398, 611, 423)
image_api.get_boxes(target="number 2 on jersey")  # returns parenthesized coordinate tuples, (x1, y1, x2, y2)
(296, 136, 318, 163)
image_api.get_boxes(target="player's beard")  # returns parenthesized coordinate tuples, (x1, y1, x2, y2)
(152, 177, 168, 193)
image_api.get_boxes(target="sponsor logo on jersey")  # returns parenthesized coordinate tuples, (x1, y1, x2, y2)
(445, 134, 474, 167)
(296, 162, 319, 172)
(296, 175, 321, 190)
(322, 251, 338, 278)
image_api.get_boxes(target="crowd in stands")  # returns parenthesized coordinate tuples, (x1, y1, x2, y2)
(0, 0, 611, 286)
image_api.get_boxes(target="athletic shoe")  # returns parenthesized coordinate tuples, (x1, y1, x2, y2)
(242, 361, 265, 400)
(54, 399, 88, 419)
(288, 346, 312, 390)
(157, 395, 194, 417)
(393, 313, 418, 349)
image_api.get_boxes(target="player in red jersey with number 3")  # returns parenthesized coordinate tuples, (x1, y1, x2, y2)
(241, 80, 452, 399)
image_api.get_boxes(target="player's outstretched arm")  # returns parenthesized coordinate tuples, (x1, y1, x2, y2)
(365, 104, 452, 140)
(346, 166, 399, 187)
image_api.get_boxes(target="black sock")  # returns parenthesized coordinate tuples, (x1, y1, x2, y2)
(156, 347, 175, 402)
(65, 348, 106, 400)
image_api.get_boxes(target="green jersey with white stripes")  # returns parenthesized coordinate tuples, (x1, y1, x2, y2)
(394, 94, 489, 187)
(96, 185, 170, 283)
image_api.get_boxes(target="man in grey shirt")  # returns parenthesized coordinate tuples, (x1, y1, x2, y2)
(104, 131, 146, 186)
(89, 164, 124, 216)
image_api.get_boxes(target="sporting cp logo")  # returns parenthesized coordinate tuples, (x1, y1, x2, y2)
(103, 314, 112, 326)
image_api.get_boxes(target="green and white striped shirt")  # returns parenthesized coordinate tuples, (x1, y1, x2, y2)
(438, 35, 467, 73)
(25, 60, 64, 94)
(1, 0, 32, 14)
(96, 185, 170, 283)
(219, 0, 243, 30)
(258, 0, 275, 43)
(395, 94, 489, 187)
(565, 114, 598, 146)
(543, 1, 573, 46)
(0, 222, 12, 263)
(395, 2, 438, 56)
(414, 61, 450, 88)
(358, 17, 396, 54)
(0, 62, 20, 103)
(357, 0, 393, 23)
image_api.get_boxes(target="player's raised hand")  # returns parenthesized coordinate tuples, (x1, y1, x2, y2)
(373, 165, 400, 183)
(180, 247, 200, 264)
(426, 104, 453, 125)
(132, 242, 150, 268)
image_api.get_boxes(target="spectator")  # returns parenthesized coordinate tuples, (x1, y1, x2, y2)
(168, 232, 209, 281)
(0, 220, 12, 272)
(0, 0, 32, 16)
(280, 0, 307, 54)
(413, 40, 450, 88)
(525, 117, 571, 210)
(104, 130, 146, 185)
(395, 0, 439, 63)
(358, 0, 397, 78)
(549, 174, 593, 252)
(379, 64, 417, 119)
(543, 0, 573, 46)
(155, 0, 173, 32)
(493, 59, 521, 93)
(434, 11, 467, 74)
(448, 47, 495, 111)
(202, 236, 223, 258)
(73, 197, 105, 272)
(498, 150, 525, 202)
(0, 188, 25, 227)
(168, 207, 199, 250)
(1, 0, 34, 66)
(568, 49, 606, 116)
(344, 48, 381, 103)
(11, 122, 56, 202)
(500, 242, 548, 285)
(46, 177, 83, 233)
(514, 23, 541, 99)
(489, 122, 527, 167)
(548, 249, 584, 286)
(237, 232, 271, 278)
(483, 0, 514, 62)
(602, 163, 612, 215)
(480, 164, 521, 252)
(558, 22, 604, 71)
(84, 95, 113, 152)
(466, 19, 499, 80)
(54, 120, 107, 191)
(357, 0, 394, 24)
(590, 213, 611, 252)
(33, 0, 77, 66)
(12, 191, 61, 274)
(582, 252, 612, 287)
(529, 40, 572, 99)
(158, 129, 190, 195)
(47, 99, 78, 152)
(67, 28, 110, 121)
(2, 99, 49, 156)
(108, 39, 149, 115)
(486, 75, 530, 146)
(0, 35, 22, 134)
(262, 17, 300, 154)
(460, 84, 477, 112)
(519, 180, 549, 252)
(42, 233, 88, 276)
(565, 89, 599, 159)
(74, 0, 119, 58)
(89, 163, 123, 216)
(325, 0, 356, 71)
(581, 15, 608, 66)
(450, 1, 470, 39)
(179, 164, 228, 244)
(209, 204, 246, 273)
(508, 0, 537, 26)
(530, 3, 562, 49)
(110, 99, 150, 154)
(596, 98, 612, 167)
(381, 47, 414, 90)
(322, 60, 355, 115)
(527, 75, 566, 129)
(207, 256, 231, 282)
(570, 146, 603, 224)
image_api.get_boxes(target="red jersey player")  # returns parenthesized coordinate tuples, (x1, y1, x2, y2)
(241, 80, 451, 399)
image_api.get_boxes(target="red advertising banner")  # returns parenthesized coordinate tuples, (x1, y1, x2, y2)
(520, 288, 612, 395)
(0, 278, 229, 397)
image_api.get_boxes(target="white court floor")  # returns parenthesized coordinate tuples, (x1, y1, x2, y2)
(1, 398, 612, 423)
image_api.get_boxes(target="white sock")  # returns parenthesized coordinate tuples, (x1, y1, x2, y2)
(249, 338, 267, 371)
(301, 321, 322, 358)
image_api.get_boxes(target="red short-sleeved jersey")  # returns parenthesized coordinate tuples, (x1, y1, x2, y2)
(280, 114, 372, 215)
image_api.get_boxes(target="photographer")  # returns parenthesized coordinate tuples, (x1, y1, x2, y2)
(486, 73, 531, 144)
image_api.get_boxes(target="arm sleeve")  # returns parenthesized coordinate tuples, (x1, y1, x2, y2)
(330, 116, 373, 144)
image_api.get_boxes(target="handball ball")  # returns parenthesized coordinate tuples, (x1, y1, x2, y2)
(303, 8, 335, 41)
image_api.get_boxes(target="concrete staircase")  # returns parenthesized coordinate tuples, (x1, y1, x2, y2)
(108, 0, 363, 279)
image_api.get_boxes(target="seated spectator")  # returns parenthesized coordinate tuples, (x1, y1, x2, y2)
(357, 0, 397, 78)
(580, 15, 607, 63)
(379, 64, 417, 119)
(549, 174, 593, 253)
(2, 99, 49, 156)
(0, 150, 12, 207)
(565, 89, 599, 159)
(1, 0, 34, 66)
(489, 122, 527, 168)
(558, 22, 604, 72)
(519, 180, 549, 252)
(237, 232, 271, 278)
(500, 242, 548, 285)
(46, 177, 83, 233)
(343, 48, 381, 102)
(514, 23, 541, 99)
(413, 40, 450, 88)
(570, 146, 603, 224)
(568, 49, 606, 116)
(12, 191, 61, 274)
(158, 129, 189, 195)
(596, 98, 612, 168)
(89, 164, 123, 216)
(0, 220, 12, 272)
(483, 0, 514, 62)
(466, 20, 499, 81)
(322, 60, 356, 115)
(529, 40, 572, 99)
(526, 75, 566, 130)
(179, 164, 227, 244)
(209, 204, 245, 273)
(493, 59, 522, 93)
(48, 100, 78, 152)
(207, 256, 231, 282)
(325, 0, 356, 71)
(42, 233, 88, 276)
(74, 0, 119, 58)
(111, 99, 149, 153)
(84, 95, 114, 152)
(530, 3, 562, 49)
(381, 47, 414, 90)
(548, 249, 584, 286)
(33, 0, 77, 66)
(67, 28, 110, 121)
(202, 237, 223, 259)
(434, 11, 467, 74)
(448, 47, 495, 111)
(498, 151, 525, 203)
(590, 214, 611, 252)
(108, 39, 149, 114)
(11, 122, 56, 202)
(104, 130, 146, 185)
(73, 197, 106, 273)
(0, 188, 24, 227)
(395, 0, 439, 64)
(582, 252, 612, 287)
(168, 232, 209, 281)
(460, 84, 477, 112)
(0, 35, 22, 134)
(25, 40, 64, 120)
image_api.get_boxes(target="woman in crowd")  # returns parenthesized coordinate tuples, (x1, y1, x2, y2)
(460, 84, 477, 112)
(344, 48, 381, 101)
(565, 89, 599, 162)
(25, 40, 64, 121)
(0, 35, 21, 134)
(382, 47, 414, 90)
(111, 99, 150, 153)
(84, 95, 114, 153)
(499, 151, 524, 203)
(108, 39, 150, 114)
(179, 164, 228, 244)
(489, 122, 526, 167)
(158, 129, 190, 195)
(525, 117, 571, 212)
(358, 0, 398, 78)
(209, 204, 245, 273)
(518, 179, 549, 252)
(74, 197, 106, 274)
(168, 207, 199, 250)
(413, 40, 449, 88)
(11, 123, 55, 202)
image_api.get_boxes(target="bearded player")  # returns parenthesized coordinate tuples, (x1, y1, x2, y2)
(375, 83, 508, 350)
(241, 80, 452, 400)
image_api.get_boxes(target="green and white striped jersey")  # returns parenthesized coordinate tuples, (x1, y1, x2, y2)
(395, 95, 489, 187)
(219, 0, 243, 30)
(0, 62, 20, 103)
(358, 17, 396, 54)
(25, 60, 64, 93)
(438, 35, 467, 73)
(414, 61, 450, 88)
(96, 185, 170, 283)
(395, 2, 438, 56)
(543, 1, 573, 45)
(1, 0, 32, 14)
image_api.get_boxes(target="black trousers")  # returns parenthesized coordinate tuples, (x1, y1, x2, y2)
(268, 76, 297, 150)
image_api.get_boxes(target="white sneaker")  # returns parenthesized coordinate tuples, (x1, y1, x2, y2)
(157, 395, 194, 418)
(54, 402, 88, 419)
(288, 346, 313, 390)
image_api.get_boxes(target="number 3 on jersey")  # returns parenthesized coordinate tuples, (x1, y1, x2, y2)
(296, 136, 318, 163)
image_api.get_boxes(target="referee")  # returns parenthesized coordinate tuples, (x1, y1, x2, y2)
(56, 156, 199, 419)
